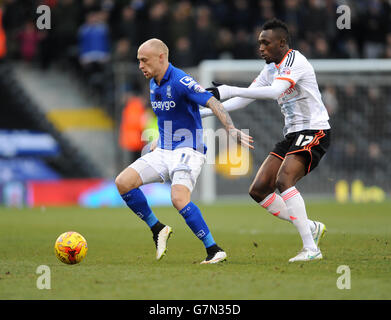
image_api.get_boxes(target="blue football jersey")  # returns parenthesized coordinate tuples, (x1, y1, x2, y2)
(149, 63, 213, 153)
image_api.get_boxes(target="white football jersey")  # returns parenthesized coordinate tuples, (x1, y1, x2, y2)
(253, 49, 330, 136)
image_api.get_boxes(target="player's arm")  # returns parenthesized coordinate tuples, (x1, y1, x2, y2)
(201, 77, 264, 118)
(205, 96, 254, 149)
(213, 79, 291, 101)
(200, 96, 254, 118)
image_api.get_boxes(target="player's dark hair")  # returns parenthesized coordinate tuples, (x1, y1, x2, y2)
(262, 18, 290, 44)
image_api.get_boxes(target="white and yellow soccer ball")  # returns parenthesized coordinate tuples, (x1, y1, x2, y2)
(54, 231, 88, 265)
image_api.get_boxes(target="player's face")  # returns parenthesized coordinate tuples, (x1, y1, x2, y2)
(137, 47, 161, 79)
(258, 30, 284, 64)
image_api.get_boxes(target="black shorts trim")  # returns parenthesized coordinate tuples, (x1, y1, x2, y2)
(270, 129, 331, 174)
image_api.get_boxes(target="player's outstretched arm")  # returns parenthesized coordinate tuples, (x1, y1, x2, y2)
(201, 79, 262, 118)
(213, 79, 291, 101)
(205, 96, 254, 149)
(200, 96, 255, 118)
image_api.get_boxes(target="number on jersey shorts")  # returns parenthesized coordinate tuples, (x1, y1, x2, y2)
(270, 129, 331, 174)
(129, 147, 206, 192)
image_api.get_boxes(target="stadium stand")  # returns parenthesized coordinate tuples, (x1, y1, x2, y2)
(0, 62, 100, 180)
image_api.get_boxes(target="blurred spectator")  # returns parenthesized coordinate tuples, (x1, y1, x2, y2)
(231, 0, 252, 32)
(233, 29, 255, 60)
(343, 142, 360, 174)
(113, 38, 133, 63)
(257, 0, 276, 27)
(192, 6, 217, 65)
(302, 0, 333, 44)
(80, 0, 99, 23)
(0, 6, 6, 61)
(312, 36, 331, 59)
(216, 28, 234, 59)
(384, 33, 391, 58)
(208, 0, 231, 29)
(171, 36, 195, 68)
(16, 20, 42, 62)
(168, 0, 194, 48)
(78, 9, 110, 65)
(361, 0, 389, 58)
(78, 9, 111, 92)
(119, 94, 147, 163)
(282, 0, 301, 27)
(322, 85, 339, 116)
(114, 4, 139, 45)
(365, 87, 386, 140)
(384, 45, 391, 59)
(145, 0, 170, 44)
(51, 0, 80, 63)
(281, 0, 301, 46)
(2, 0, 24, 59)
(297, 39, 312, 58)
(339, 37, 360, 59)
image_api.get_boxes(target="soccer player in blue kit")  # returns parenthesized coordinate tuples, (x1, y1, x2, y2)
(115, 38, 253, 264)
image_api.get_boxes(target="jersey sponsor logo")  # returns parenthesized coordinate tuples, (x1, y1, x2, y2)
(278, 86, 299, 104)
(151, 100, 176, 111)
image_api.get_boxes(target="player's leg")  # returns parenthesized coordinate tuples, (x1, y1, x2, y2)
(115, 155, 172, 260)
(170, 149, 226, 264)
(115, 164, 160, 228)
(276, 153, 321, 261)
(248, 154, 292, 222)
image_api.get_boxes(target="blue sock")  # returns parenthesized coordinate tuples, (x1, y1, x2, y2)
(179, 202, 216, 248)
(121, 188, 159, 228)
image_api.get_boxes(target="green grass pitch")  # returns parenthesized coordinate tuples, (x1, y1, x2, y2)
(1, 201, 390, 299)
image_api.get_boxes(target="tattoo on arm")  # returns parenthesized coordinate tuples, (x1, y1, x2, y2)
(205, 97, 234, 130)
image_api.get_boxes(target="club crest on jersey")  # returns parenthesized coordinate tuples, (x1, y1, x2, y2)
(166, 85, 172, 98)
(280, 66, 291, 76)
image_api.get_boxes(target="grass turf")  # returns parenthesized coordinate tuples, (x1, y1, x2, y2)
(0, 201, 390, 299)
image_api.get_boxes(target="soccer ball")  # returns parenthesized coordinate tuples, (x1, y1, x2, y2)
(54, 231, 88, 265)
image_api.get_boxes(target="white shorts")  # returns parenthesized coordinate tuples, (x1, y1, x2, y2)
(129, 147, 206, 193)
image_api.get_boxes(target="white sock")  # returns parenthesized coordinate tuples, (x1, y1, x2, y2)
(259, 193, 316, 232)
(281, 187, 317, 250)
(259, 192, 292, 223)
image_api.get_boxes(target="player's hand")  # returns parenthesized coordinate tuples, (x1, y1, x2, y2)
(206, 81, 222, 100)
(228, 128, 254, 150)
(206, 81, 234, 101)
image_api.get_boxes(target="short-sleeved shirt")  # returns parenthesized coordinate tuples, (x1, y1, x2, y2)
(150, 63, 213, 153)
(252, 49, 330, 136)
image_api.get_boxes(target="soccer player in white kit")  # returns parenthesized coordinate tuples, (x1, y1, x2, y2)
(202, 19, 331, 262)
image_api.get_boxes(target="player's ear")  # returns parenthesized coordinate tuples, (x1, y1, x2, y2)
(280, 38, 287, 48)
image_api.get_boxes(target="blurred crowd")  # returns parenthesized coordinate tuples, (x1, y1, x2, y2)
(0, 0, 390, 106)
(1, 0, 391, 67)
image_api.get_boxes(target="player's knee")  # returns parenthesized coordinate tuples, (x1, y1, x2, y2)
(171, 184, 191, 211)
(115, 174, 137, 195)
(249, 180, 274, 203)
(171, 193, 188, 211)
(275, 174, 293, 193)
